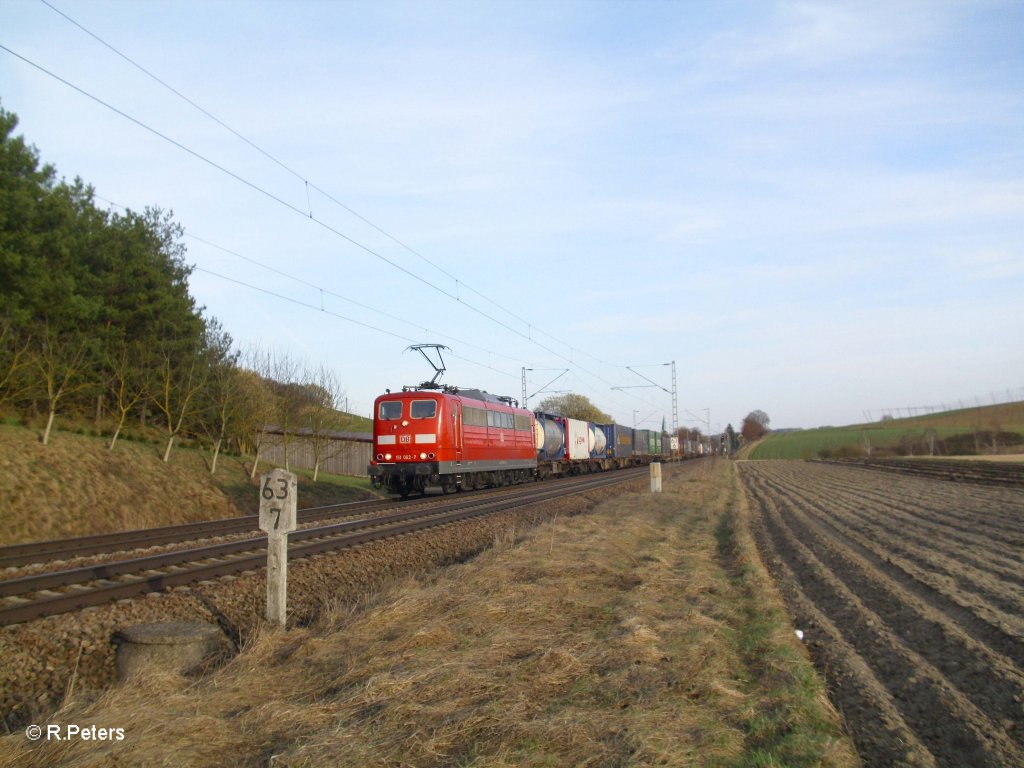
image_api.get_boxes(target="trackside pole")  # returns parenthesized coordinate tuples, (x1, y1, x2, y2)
(258, 469, 298, 628)
(650, 462, 662, 493)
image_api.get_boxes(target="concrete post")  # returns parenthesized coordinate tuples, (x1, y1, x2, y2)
(259, 469, 297, 628)
(650, 461, 662, 493)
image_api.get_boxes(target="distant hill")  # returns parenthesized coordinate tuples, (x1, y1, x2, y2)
(749, 402, 1024, 460)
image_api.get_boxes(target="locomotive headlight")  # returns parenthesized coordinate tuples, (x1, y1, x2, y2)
(419, 452, 427, 460)
(384, 453, 392, 461)
(376, 453, 383, 461)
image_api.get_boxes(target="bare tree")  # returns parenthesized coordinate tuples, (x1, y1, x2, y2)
(242, 372, 277, 480)
(105, 333, 151, 450)
(198, 324, 241, 474)
(151, 339, 208, 463)
(238, 347, 279, 479)
(990, 418, 1002, 454)
(304, 362, 348, 482)
(741, 410, 770, 441)
(33, 324, 91, 445)
(270, 351, 304, 472)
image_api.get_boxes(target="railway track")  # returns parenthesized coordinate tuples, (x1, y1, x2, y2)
(0, 471, 644, 570)
(813, 457, 1024, 487)
(0, 497, 393, 570)
(0, 467, 651, 627)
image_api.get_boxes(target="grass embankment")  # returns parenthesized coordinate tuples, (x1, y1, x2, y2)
(750, 401, 1024, 460)
(0, 424, 377, 545)
(1, 460, 857, 767)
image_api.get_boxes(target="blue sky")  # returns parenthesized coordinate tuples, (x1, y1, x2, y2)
(2, 0, 1022, 431)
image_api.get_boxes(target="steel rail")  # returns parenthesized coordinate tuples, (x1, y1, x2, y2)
(0, 497, 391, 569)
(0, 468, 645, 569)
(0, 467, 650, 626)
(0, 487, 560, 597)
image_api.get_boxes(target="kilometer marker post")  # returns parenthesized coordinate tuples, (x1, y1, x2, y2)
(258, 469, 298, 628)
(650, 462, 662, 493)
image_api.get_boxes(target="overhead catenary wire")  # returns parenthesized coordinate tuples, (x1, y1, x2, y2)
(192, 266, 520, 382)
(0, 44, 463, 304)
(92, 192, 670, 419)
(183, 231, 531, 368)
(0, 43, 557, 348)
(189, 262, 670, 419)
(37, 0, 627, 371)
(2, 38, 674, 422)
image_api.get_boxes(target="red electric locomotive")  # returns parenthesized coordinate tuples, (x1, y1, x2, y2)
(368, 386, 537, 497)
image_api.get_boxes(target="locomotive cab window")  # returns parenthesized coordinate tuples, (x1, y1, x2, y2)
(410, 400, 437, 419)
(379, 401, 402, 420)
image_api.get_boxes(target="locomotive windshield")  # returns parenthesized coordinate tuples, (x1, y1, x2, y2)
(410, 400, 437, 418)
(379, 401, 402, 420)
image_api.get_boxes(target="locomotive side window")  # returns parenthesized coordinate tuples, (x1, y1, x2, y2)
(513, 414, 532, 431)
(464, 406, 487, 426)
(379, 401, 402, 420)
(487, 411, 513, 428)
(410, 400, 437, 419)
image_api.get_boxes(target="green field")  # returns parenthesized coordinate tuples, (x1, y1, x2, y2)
(749, 402, 1024, 460)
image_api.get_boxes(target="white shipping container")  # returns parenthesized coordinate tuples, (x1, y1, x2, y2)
(566, 419, 591, 460)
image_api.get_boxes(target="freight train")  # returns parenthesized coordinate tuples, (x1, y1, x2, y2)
(367, 385, 675, 497)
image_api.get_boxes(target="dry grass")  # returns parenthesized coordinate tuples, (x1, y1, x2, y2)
(0, 460, 859, 767)
(0, 425, 376, 545)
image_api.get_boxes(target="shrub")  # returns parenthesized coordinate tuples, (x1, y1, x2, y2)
(834, 444, 866, 459)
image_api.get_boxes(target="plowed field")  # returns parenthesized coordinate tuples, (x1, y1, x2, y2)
(739, 460, 1024, 767)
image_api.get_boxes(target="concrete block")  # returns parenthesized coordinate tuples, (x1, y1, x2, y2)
(115, 621, 223, 681)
